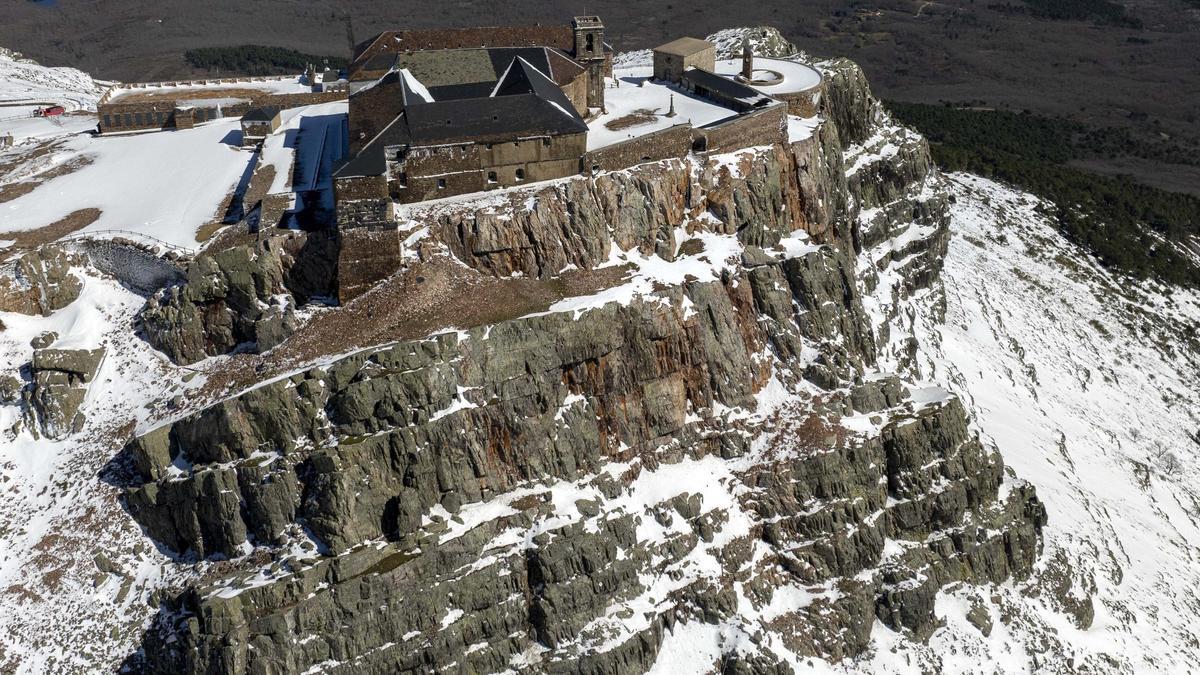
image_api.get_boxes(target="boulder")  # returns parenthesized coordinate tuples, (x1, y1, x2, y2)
(0, 246, 82, 316)
(24, 346, 105, 438)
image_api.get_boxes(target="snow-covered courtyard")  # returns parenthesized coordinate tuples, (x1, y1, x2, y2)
(587, 68, 737, 150)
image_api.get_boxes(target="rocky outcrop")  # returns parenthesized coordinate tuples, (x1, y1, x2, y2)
(130, 360, 1044, 673)
(125, 244, 877, 558)
(22, 345, 105, 438)
(140, 230, 339, 365)
(122, 49, 1036, 673)
(0, 245, 82, 316)
(140, 239, 295, 365)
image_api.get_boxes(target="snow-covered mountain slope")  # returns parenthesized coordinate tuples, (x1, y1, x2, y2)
(0, 48, 105, 142)
(0, 47, 347, 250)
(0, 270, 189, 674)
(2, 32, 1199, 673)
(865, 174, 1200, 672)
(0, 47, 104, 110)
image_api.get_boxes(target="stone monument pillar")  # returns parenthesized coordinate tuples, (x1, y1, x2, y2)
(741, 36, 754, 81)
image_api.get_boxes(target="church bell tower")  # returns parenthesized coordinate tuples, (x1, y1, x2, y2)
(573, 16, 607, 110)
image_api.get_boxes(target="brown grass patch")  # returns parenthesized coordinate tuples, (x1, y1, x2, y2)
(0, 154, 93, 205)
(193, 256, 632, 401)
(204, 221, 258, 253)
(605, 108, 659, 131)
(4, 208, 102, 249)
(0, 181, 38, 204)
(195, 220, 227, 243)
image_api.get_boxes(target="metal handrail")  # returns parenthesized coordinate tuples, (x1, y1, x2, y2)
(59, 229, 198, 255)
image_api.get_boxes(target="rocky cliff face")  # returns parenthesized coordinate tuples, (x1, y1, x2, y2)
(0, 245, 82, 316)
(122, 52, 1042, 673)
(139, 230, 337, 365)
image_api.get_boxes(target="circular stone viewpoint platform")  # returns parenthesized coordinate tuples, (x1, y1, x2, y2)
(714, 58, 823, 116)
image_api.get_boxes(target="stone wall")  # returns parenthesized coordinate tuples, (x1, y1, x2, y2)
(581, 123, 693, 173)
(695, 103, 787, 154)
(98, 91, 345, 134)
(64, 239, 185, 296)
(560, 69, 590, 116)
(775, 87, 822, 118)
(337, 226, 404, 301)
(335, 175, 389, 203)
(653, 45, 716, 83)
(259, 193, 295, 230)
(389, 133, 587, 204)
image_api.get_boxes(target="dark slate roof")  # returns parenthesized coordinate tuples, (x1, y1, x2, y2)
(362, 53, 400, 74)
(390, 47, 577, 95)
(335, 58, 586, 180)
(241, 106, 281, 122)
(682, 68, 776, 107)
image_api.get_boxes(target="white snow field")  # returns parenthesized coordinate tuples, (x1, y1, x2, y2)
(0, 271, 194, 674)
(0, 48, 105, 142)
(862, 174, 1200, 672)
(588, 68, 737, 150)
(713, 58, 822, 95)
(1, 120, 256, 248)
(1, 98, 347, 249)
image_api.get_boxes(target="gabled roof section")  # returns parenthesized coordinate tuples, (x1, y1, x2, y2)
(491, 57, 586, 124)
(241, 106, 281, 122)
(655, 37, 715, 57)
(544, 48, 586, 86)
(398, 68, 434, 105)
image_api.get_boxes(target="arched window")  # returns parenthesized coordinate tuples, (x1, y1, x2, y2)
(586, 34, 595, 53)
(515, 168, 525, 181)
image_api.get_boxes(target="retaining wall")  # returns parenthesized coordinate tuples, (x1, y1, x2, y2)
(580, 124, 693, 173)
(694, 103, 788, 155)
(65, 239, 186, 295)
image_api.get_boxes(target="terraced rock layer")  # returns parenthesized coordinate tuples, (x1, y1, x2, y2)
(123, 56, 1044, 673)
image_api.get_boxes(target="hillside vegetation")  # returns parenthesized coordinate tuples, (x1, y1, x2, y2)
(887, 102, 1200, 288)
(184, 45, 346, 76)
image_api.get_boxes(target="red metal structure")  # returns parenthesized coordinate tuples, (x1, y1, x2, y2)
(34, 105, 65, 117)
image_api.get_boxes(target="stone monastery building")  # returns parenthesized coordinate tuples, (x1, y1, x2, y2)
(333, 17, 612, 205)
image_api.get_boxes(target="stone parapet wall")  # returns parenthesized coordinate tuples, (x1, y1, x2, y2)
(98, 75, 304, 105)
(776, 87, 821, 118)
(694, 103, 787, 155)
(581, 124, 693, 173)
(98, 91, 345, 134)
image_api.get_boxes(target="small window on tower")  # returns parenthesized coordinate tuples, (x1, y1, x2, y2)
(487, 171, 498, 184)
(437, 178, 447, 189)
(398, 172, 408, 187)
(586, 33, 595, 53)
(515, 168, 525, 181)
